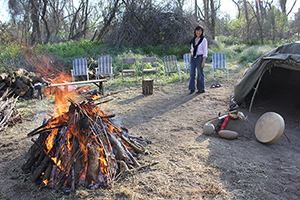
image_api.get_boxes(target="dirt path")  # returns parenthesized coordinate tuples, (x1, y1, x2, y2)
(0, 79, 299, 199)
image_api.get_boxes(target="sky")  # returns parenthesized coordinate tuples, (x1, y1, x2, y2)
(219, 0, 300, 19)
(0, 0, 299, 22)
(0, 0, 8, 22)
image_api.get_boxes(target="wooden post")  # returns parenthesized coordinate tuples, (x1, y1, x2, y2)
(142, 79, 153, 95)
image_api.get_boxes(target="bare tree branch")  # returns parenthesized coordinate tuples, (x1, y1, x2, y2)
(287, 0, 297, 16)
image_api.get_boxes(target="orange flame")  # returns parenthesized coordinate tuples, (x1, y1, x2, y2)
(45, 129, 58, 154)
(50, 73, 78, 117)
(79, 161, 88, 185)
(96, 146, 108, 175)
(43, 179, 49, 186)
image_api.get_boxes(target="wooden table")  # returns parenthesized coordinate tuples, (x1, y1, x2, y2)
(49, 79, 107, 94)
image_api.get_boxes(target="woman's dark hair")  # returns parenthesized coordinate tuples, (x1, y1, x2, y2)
(193, 25, 205, 38)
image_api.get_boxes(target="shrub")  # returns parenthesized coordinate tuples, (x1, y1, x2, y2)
(216, 35, 241, 45)
(237, 45, 274, 66)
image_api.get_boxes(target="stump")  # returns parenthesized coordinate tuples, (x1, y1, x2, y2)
(142, 79, 153, 95)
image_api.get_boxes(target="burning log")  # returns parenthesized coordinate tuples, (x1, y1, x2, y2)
(23, 92, 151, 192)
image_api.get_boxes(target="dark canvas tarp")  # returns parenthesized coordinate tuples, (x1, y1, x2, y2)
(233, 41, 300, 105)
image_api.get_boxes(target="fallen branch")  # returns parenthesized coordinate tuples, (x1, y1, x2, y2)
(0, 90, 22, 131)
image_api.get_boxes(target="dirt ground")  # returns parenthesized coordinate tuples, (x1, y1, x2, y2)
(1, 78, 300, 200)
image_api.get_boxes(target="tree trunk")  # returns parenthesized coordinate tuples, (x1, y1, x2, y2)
(95, 0, 120, 41)
(30, 0, 42, 44)
(41, 0, 50, 43)
(243, 0, 250, 43)
(83, 0, 89, 39)
(255, 0, 264, 44)
(194, 0, 197, 19)
(69, 2, 83, 40)
(210, 0, 216, 40)
(279, 0, 286, 14)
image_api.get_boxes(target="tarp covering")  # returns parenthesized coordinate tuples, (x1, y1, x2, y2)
(233, 41, 300, 105)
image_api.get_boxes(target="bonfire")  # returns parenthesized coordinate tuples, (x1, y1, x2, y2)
(22, 84, 152, 193)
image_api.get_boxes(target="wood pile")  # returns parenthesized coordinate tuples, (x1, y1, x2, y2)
(22, 92, 153, 193)
(0, 89, 22, 132)
(0, 68, 44, 99)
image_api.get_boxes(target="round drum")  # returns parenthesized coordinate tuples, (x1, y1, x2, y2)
(255, 112, 285, 144)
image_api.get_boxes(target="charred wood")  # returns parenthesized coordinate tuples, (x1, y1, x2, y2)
(100, 113, 115, 119)
(29, 157, 50, 183)
(108, 133, 131, 164)
(42, 162, 53, 185)
(119, 139, 140, 167)
(86, 141, 101, 187)
(121, 134, 145, 154)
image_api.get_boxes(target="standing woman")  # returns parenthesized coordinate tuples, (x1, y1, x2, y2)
(189, 25, 208, 94)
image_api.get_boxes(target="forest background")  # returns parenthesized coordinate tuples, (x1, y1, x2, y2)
(0, 0, 299, 81)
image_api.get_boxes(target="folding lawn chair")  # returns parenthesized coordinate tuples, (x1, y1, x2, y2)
(142, 57, 158, 82)
(96, 56, 113, 85)
(183, 53, 191, 78)
(211, 53, 229, 80)
(162, 55, 182, 84)
(71, 58, 89, 82)
(122, 58, 137, 84)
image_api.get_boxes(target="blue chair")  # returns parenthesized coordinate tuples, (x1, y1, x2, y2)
(122, 58, 137, 84)
(142, 57, 158, 82)
(96, 56, 113, 85)
(211, 53, 229, 80)
(71, 58, 89, 82)
(183, 53, 191, 78)
(162, 55, 182, 84)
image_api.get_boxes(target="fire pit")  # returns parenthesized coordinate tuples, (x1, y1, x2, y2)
(22, 91, 152, 193)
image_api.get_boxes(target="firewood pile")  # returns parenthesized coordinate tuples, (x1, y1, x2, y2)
(0, 89, 22, 132)
(22, 92, 152, 192)
(0, 68, 44, 99)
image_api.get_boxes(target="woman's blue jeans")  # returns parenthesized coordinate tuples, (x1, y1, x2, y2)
(189, 55, 205, 91)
